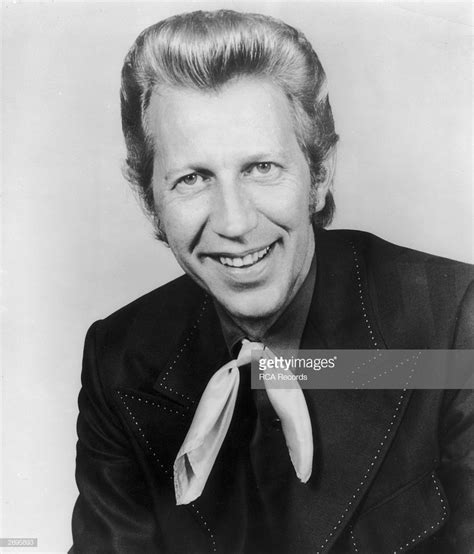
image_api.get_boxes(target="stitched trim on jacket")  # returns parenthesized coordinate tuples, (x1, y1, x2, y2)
(350, 241, 379, 348)
(350, 527, 359, 553)
(350, 351, 383, 386)
(315, 389, 408, 553)
(356, 352, 419, 389)
(117, 391, 218, 552)
(391, 472, 448, 553)
(190, 503, 217, 553)
(117, 390, 170, 475)
(159, 296, 210, 403)
(117, 390, 187, 417)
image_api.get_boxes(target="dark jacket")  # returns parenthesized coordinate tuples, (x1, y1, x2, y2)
(71, 229, 474, 553)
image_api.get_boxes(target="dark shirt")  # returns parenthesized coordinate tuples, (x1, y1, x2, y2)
(213, 253, 317, 553)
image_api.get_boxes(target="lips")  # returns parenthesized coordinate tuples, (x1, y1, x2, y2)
(216, 244, 272, 268)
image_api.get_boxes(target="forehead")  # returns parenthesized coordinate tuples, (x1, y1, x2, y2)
(146, 78, 302, 167)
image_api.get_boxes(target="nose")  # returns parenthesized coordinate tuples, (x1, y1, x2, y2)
(210, 177, 258, 239)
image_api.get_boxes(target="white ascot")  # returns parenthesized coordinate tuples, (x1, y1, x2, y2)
(173, 340, 313, 505)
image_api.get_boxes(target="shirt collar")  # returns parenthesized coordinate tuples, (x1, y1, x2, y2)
(215, 251, 317, 357)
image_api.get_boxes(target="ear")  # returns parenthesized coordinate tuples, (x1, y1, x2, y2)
(314, 148, 337, 212)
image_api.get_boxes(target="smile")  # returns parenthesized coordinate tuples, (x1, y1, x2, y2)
(218, 245, 272, 268)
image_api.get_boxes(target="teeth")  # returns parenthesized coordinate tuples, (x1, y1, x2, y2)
(218, 245, 271, 268)
(243, 254, 253, 266)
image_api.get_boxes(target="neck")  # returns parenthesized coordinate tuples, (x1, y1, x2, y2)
(233, 315, 277, 341)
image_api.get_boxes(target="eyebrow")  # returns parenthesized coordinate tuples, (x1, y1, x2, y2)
(241, 151, 288, 164)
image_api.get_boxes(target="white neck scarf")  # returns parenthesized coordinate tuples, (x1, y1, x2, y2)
(173, 340, 313, 505)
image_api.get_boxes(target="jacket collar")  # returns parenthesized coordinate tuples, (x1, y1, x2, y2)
(152, 293, 229, 409)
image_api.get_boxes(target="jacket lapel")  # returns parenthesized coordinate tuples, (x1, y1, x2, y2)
(115, 290, 230, 481)
(149, 294, 243, 543)
(152, 294, 229, 410)
(289, 229, 413, 552)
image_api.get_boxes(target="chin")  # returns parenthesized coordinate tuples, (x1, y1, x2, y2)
(219, 288, 286, 325)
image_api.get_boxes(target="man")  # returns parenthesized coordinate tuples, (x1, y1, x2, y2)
(71, 10, 473, 553)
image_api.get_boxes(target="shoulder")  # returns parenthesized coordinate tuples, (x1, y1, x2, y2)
(320, 229, 473, 347)
(319, 228, 473, 290)
(84, 274, 209, 389)
(324, 228, 471, 272)
(97, 273, 205, 335)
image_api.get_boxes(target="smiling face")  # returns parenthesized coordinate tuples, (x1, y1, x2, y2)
(149, 78, 319, 334)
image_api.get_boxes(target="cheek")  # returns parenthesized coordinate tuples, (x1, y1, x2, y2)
(253, 179, 311, 228)
(158, 196, 209, 251)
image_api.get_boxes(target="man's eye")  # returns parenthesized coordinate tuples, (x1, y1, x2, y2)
(255, 162, 273, 174)
(178, 173, 199, 186)
(245, 162, 276, 176)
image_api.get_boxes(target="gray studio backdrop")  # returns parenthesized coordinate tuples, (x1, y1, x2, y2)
(2, 2, 472, 552)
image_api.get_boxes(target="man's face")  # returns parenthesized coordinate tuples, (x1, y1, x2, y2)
(149, 78, 315, 329)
